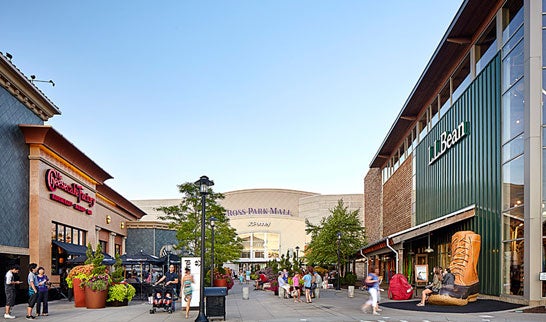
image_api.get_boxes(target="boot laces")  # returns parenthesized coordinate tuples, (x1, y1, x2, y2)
(450, 235, 471, 277)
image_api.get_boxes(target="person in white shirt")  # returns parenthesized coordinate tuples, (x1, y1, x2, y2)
(4, 264, 22, 319)
(277, 272, 290, 298)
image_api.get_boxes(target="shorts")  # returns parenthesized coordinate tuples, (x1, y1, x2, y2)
(28, 292, 38, 308)
(5, 288, 16, 306)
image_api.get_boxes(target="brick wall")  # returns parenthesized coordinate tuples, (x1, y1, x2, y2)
(383, 156, 413, 236)
(364, 168, 382, 243)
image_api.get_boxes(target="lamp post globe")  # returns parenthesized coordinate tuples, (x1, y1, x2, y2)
(336, 232, 341, 291)
(194, 176, 214, 322)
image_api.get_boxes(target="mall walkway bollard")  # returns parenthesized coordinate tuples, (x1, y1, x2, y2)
(348, 285, 355, 298)
(242, 286, 249, 300)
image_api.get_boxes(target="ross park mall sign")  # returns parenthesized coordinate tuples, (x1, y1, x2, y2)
(428, 121, 470, 165)
(226, 207, 292, 217)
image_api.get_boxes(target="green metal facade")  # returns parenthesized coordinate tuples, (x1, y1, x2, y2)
(415, 54, 502, 295)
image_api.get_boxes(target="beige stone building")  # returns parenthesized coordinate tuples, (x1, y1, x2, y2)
(133, 189, 363, 269)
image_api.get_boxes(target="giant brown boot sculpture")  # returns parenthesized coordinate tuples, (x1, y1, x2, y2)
(429, 231, 480, 306)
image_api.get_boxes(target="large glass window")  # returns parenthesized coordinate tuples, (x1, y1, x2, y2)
(51, 222, 86, 275)
(239, 232, 280, 261)
(502, 155, 524, 211)
(501, 0, 524, 297)
(502, 79, 525, 144)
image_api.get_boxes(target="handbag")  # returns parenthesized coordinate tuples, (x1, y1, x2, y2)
(311, 282, 317, 290)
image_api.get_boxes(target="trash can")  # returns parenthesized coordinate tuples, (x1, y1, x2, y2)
(205, 287, 227, 320)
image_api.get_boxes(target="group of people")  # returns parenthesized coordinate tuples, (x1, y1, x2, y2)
(417, 266, 454, 306)
(4, 263, 51, 320)
(275, 267, 323, 303)
(151, 264, 194, 319)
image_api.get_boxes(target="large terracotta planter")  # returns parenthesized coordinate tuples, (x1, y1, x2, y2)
(85, 288, 108, 309)
(73, 278, 86, 307)
(213, 279, 227, 287)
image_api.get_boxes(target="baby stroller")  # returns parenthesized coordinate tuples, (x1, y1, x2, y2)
(149, 285, 174, 314)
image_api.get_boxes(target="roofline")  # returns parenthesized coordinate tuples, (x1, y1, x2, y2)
(369, 0, 503, 168)
(0, 52, 61, 120)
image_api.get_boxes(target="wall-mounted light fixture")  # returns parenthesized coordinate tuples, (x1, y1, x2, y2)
(106, 215, 111, 224)
(120, 222, 125, 229)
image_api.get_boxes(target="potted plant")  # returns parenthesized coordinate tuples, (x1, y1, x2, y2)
(82, 243, 110, 309)
(107, 254, 136, 306)
(107, 283, 136, 307)
(66, 264, 94, 307)
(213, 267, 234, 292)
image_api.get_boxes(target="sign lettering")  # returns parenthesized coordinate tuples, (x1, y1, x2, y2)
(428, 121, 470, 165)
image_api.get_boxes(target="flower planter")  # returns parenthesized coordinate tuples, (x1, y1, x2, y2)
(85, 288, 108, 309)
(106, 299, 128, 307)
(73, 278, 86, 307)
(213, 279, 229, 295)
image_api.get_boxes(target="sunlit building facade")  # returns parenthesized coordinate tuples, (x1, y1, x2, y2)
(360, 0, 546, 305)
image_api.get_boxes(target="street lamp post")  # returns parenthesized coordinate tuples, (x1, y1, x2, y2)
(195, 175, 214, 322)
(295, 246, 300, 267)
(210, 217, 217, 287)
(336, 232, 341, 291)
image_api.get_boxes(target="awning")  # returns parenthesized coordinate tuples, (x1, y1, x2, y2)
(389, 205, 476, 244)
(52, 240, 88, 256)
(355, 205, 476, 258)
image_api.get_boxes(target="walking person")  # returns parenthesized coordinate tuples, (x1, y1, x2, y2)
(4, 264, 22, 319)
(26, 263, 39, 320)
(361, 267, 381, 316)
(35, 267, 50, 316)
(181, 268, 193, 319)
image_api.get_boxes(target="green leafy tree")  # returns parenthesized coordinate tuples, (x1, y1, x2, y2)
(157, 182, 243, 270)
(304, 199, 366, 276)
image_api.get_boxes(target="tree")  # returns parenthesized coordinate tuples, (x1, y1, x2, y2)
(304, 199, 366, 276)
(157, 182, 243, 269)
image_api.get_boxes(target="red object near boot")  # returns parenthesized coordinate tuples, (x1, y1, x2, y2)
(388, 274, 414, 300)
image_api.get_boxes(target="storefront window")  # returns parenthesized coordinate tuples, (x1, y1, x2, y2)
(239, 232, 280, 261)
(501, 80, 524, 145)
(502, 155, 524, 210)
(501, 2, 524, 297)
(51, 222, 86, 275)
(502, 40, 524, 93)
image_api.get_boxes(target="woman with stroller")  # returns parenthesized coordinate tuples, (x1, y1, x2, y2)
(154, 264, 179, 313)
(181, 268, 193, 319)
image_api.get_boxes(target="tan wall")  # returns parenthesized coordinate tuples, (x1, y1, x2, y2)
(133, 189, 362, 262)
(30, 147, 130, 281)
(364, 168, 382, 242)
(382, 156, 413, 236)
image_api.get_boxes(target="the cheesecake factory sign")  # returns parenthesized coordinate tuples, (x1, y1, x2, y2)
(45, 169, 95, 215)
(226, 207, 292, 217)
(428, 121, 470, 165)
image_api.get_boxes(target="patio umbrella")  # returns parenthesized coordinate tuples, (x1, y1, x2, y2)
(160, 253, 181, 265)
(120, 250, 162, 300)
(67, 253, 116, 265)
(120, 250, 162, 265)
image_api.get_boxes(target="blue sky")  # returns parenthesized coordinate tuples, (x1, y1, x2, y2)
(2, 1, 463, 199)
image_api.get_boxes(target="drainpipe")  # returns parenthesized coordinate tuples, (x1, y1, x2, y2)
(385, 237, 399, 274)
(360, 249, 369, 277)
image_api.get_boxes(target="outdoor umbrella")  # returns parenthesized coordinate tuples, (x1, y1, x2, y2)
(67, 253, 116, 265)
(120, 250, 162, 299)
(120, 250, 162, 265)
(160, 253, 181, 265)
